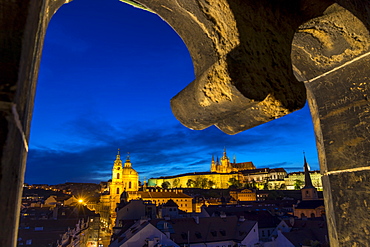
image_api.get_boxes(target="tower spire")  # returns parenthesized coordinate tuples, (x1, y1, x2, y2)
(303, 152, 314, 188)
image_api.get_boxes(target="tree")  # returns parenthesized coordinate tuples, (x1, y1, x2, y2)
(161, 181, 171, 189)
(172, 178, 180, 188)
(228, 178, 242, 189)
(200, 178, 209, 189)
(294, 179, 303, 190)
(208, 180, 216, 189)
(251, 179, 257, 189)
(194, 177, 203, 188)
(186, 179, 194, 188)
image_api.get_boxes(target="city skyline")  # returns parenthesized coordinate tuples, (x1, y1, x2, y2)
(25, 0, 319, 185)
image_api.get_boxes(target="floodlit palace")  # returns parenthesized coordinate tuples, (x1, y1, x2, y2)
(148, 148, 322, 191)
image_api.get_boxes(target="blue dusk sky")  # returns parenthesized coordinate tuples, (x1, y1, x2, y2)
(25, 0, 319, 185)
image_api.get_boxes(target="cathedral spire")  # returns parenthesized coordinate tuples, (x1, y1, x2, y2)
(223, 147, 227, 158)
(303, 152, 314, 188)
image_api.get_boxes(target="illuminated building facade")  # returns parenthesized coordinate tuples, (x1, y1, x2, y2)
(229, 189, 257, 201)
(96, 150, 193, 231)
(148, 149, 288, 190)
(211, 148, 256, 173)
(284, 170, 323, 191)
(98, 150, 139, 230)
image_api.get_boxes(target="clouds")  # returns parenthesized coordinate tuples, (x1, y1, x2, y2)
(26, 102, 319, 185)
(26, 0, 319, 185)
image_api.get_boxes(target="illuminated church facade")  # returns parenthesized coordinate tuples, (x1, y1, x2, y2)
(98, 151, 139, 229)
(95, 150, 192, 231)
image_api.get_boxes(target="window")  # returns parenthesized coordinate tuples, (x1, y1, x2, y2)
(116, 173, 120, 179)
(116, 188, 120, 194)
(129, 181, 132, 189)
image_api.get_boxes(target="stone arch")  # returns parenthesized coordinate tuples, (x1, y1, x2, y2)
(1, 0, 370, 246)
(291, 4, 370, 245)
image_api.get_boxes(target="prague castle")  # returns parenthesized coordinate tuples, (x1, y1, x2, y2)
(148, 148, 286, 189)
(211, 148, 256, 173)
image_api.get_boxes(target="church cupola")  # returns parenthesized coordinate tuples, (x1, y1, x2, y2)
(124, 153, 132, 168)
(112, 149, 123, 183)
(114, 149, 123, 168)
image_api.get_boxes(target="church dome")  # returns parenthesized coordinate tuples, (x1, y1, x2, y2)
(122, 166, 138, 175)
(122, 154, 138, 176)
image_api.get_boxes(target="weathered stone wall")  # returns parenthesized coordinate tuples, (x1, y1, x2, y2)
(0, 1, 67, 246)
(292, 4, 370, 245)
